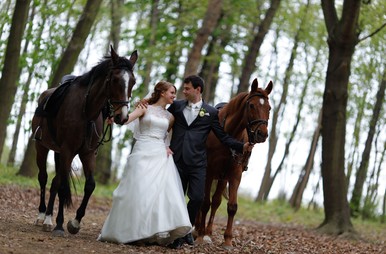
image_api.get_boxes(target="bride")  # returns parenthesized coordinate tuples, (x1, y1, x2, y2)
(98, 81, 192, 246)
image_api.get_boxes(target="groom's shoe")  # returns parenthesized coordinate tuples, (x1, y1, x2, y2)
(168, 237, 184, 249)
(184, 233, 194, 245)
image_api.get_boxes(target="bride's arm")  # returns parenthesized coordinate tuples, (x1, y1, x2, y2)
(124, 104, 147, 125)
(165, 115, 175, 156)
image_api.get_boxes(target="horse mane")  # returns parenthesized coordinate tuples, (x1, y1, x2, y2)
(77, 55, 134, 87)
(220, 92, 249, 136)
(224, 92, 249, 113)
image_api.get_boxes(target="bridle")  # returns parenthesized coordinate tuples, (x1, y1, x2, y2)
(245, 92, 269, 145)
(85, 66, 135, 150)
(104, 67, 135, 118)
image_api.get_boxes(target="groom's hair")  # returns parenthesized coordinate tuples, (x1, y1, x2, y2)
(184, 75, 204, 94)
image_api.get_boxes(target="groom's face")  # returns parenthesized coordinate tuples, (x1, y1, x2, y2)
(182, 82, 201, 103)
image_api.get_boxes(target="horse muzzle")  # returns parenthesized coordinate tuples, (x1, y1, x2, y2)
(255, 130, 268, 143)
(113, 104, 129, 125)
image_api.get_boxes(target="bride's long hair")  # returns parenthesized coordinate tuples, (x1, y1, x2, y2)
(146, 81, 176, 105)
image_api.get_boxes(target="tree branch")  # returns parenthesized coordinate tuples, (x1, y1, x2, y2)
(358, 22, 386, 43)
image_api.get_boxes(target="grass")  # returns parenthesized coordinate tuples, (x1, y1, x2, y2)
(1, 164, 385, 238)
(0, 165, 118, 198)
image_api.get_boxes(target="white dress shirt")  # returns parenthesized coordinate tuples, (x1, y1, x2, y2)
(183, 100, 202, 125)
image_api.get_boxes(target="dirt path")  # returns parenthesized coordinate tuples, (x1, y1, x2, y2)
(0, 185, 384, 254)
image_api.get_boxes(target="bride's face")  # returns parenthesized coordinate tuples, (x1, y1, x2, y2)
(161, 86, 176, 104)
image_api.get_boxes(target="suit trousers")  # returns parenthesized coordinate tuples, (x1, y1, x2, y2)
(175, 159, 206, 226)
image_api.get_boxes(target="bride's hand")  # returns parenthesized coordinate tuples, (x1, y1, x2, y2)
(166, 147, 174, 157)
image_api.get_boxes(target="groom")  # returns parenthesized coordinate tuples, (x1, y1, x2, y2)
(167, 75, 253, 249)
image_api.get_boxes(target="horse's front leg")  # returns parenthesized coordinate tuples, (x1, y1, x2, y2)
(67, 153, 96, 235)
(223, 172, 242, 248)
(206, 179, 227, 236)
(34, 144, 49, 226)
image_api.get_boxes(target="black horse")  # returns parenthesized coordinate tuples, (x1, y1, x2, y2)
(32, 46, 137, 236)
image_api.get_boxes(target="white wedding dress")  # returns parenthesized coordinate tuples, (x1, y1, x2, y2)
(98, 105, 191, 245)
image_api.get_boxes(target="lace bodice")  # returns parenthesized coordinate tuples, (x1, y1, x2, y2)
(135, 105, 172, 142)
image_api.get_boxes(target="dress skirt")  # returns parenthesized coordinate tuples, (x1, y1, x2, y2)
(98, 138, 191, 245)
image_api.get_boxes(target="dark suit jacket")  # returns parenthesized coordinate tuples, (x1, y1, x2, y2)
(168, 100, 244, 167)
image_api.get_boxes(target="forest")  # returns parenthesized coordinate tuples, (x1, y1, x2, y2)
(0, 0, 385, 241)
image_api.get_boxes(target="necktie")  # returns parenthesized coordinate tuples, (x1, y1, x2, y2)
(185, 105, 198, 125)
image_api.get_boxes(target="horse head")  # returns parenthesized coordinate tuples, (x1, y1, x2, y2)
(245, 78, 272, 143)
(108, 46, 138, 125)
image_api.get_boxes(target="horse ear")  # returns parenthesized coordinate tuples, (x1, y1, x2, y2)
(129, 50, 138, 66)
(265, 81, 273, 95)
(110, 45, 119, 64)
(251, 78, 258, 91)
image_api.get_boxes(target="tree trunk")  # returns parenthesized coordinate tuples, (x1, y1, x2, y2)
(237, 0, 281, 94)
(259, 1, 311, 200)
(0, 0, 13, 67)
(318, 0, 360, 235)
(49, 0, 103, 88)
(199, 12, 230, 104)
(108, 0, 123, 51)
(95, 0, 125, 185)
(0, 0, 31, 158)
(345, 93, 367, 190)
(350, 67, 386, 216)
(142, 0, 160, 92)
(178, 0, 223, 97)
(8, 0, 45, 167)
(289, 108, 322, 210)
(94, 143, 113, 184)
(17, 135, 38, 177)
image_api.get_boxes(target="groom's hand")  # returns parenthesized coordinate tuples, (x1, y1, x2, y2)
(243, 142, 254, 153)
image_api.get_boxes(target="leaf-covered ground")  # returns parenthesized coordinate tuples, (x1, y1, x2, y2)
(0, 184, 384, 254)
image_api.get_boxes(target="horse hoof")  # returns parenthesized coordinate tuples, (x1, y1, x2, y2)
(203, 235, 212, 244)
(52, 229, 65, 237)
(222, 244, 233, 250)
(221, 243, 233, 250)
(34, 219, 44, 226)
(34, 213, 46, 226)
(42, 224, 53, 232)
(67, 220, 80, 234)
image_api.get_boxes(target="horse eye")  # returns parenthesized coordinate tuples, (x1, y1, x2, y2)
(249, 104, 255, 109)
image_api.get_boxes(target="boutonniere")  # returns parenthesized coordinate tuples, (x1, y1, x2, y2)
(199, 108, 210, 117)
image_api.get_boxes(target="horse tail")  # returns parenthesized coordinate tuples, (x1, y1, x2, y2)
(54, 153, 72, 208)
(60, 169, 73, 208)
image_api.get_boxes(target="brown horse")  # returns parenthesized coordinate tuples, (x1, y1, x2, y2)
(195, 78, 272, 248)
(32, 46, 137, 236)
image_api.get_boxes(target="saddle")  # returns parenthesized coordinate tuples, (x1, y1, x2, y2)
(35, 75, 77, 118)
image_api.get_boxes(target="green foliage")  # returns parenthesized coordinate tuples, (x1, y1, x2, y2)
(0, 164, 118, 198)
(0, 165, 40, 188)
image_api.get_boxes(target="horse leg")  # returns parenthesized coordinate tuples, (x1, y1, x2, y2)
(67, 153, 96, 234)
(34, 144, 49, 226)
(42, 153, 61, 232)
(206, 179, 227, 236)
(223, 174, 241, 248)
(195, 176, 214, 245)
